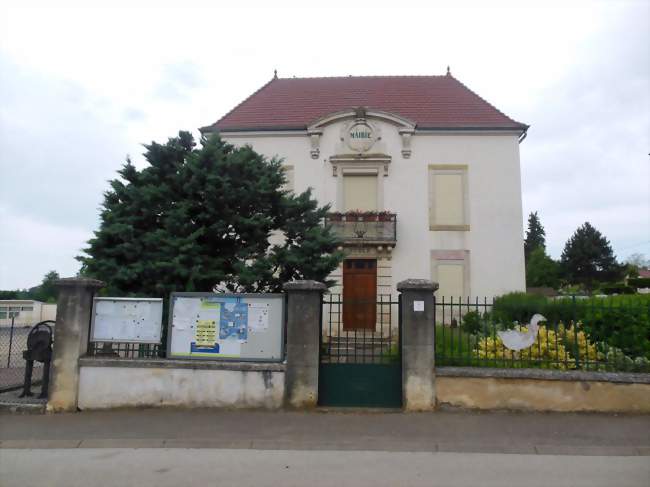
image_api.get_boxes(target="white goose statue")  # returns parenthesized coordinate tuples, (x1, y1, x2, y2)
(497, 314, 546, 351)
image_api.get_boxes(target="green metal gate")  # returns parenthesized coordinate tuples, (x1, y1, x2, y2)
(318, 295, 402, 408)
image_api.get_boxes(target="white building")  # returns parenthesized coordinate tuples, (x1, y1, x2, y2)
(202, 72, 527, 321)
(0, 300, 57, 327)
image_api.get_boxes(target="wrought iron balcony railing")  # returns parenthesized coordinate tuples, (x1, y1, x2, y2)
(324, 212, 397, 245)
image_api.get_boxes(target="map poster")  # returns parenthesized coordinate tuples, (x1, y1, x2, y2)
(219, 299, 248, 342)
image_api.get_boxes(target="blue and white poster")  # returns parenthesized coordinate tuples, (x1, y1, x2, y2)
(219, 299, 248, 342)
(168, 293, 284, 361)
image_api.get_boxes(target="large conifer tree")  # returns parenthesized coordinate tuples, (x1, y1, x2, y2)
(560, 222, 622, 288)
(524, 211, 546, 262)
(78, 132, 342, 296)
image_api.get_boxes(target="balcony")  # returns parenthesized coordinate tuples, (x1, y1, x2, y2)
(325, 212, 397, 247)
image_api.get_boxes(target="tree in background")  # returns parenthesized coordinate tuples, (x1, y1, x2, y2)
(0, 271, 60, 302)
(523, 211, 560, 289)
(32, 270, 60, 303)
(77, 132, 342, 297)
(0, 290, 26, 300)
(560, 222, 623, 289)
(625, 253, 649, 270)
(526, 247, 561, 288)
(524, 211, 546, 262)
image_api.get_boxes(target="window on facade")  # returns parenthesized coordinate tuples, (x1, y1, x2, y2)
(0, 310, 20, 318)
(428, 166, 468, 230)
(437, 262, 465, 298)
(432, 250, 469, 298)
(343, 175, 377, 211)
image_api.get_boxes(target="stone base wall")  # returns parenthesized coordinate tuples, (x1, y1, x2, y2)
(78, 358, 284, 410)
(436, 368, 650, 413)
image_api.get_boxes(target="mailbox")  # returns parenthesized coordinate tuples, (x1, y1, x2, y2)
(20, 321, 54, 399)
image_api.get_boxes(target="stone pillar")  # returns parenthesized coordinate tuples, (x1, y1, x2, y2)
(397, 279, 439, 411)
(47, 277, 104, 412)
(283, 280, 326, 408)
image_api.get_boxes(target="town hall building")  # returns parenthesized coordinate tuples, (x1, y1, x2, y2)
(201, 71, 528, 314)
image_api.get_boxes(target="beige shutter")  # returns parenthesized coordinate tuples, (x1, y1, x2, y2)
(343, 175, 377, 211)
(434, 173, 464, 225)
(437, 263, 465, 298)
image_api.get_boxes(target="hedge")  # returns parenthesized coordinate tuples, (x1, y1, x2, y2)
(490, 292, 650, 359)
(629, 277, 650, 288)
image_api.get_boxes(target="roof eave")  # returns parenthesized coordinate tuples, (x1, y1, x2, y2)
(207, 124, 529, 134)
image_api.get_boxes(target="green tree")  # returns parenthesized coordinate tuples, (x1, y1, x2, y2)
(77, 132, 342, 297)
(625, 253, 649, 270)
(0, 290, 24, 300)
(524, 211, 546, 262)
(525, 247, 560, 288)
(31, 270, 60, 302)
(560, 222, 623, 289)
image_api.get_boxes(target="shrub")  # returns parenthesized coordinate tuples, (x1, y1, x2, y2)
(461, 311, 483, 335)
(474, 323, 601, 370)
(491, 292, 650, 360)
(491, 293, 575, 325)
(559, 322, 600, 363)
(491, 293, 548, 324)
(580, 306, 650, 359)
(475, 325, 571, 369)
(597, 345, 650, 372)
(629, 277, 650, 288)
(601, 283, 636, 295)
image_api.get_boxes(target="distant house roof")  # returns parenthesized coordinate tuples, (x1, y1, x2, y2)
(639, 268, 650, 279)
(202, 74, 528, 133)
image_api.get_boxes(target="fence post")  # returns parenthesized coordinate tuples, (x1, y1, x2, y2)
(7, 315, 15, 368)
(47, 277, 104, 412)
(397, 279, 438, 411)
(282, 280, 326, 409)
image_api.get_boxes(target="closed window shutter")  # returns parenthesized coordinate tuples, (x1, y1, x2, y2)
(438, 263, 464, 298)
(344, 175, 377, 211)
(434, 174, 464, 225)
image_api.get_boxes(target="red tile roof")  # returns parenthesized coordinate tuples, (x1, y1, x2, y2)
(204, 74, 528, 133)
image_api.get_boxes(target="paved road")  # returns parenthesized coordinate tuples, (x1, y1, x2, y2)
(1, 409, 648, 486)
(1, 448, 648, 487)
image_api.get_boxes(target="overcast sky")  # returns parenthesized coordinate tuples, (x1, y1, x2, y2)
(0, 0, 648, 289)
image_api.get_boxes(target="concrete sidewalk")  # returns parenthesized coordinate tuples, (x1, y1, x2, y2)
(1, 408, 649, 455)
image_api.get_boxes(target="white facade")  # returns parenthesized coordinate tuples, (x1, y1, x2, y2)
(0, 300, 57, 327)
(210, 110, 526, 299)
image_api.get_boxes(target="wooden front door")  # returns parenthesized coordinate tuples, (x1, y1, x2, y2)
(343, 259, 377, 331)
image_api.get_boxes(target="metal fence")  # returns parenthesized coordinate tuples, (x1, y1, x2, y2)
(87, 341, 165, 359)
(434, 296, 650, 372)
(0, 318, 44, 391)
(321, 294, 400, 364)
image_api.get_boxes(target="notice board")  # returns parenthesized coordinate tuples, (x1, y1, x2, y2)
(91, 297, 163, 344)
(167, 293, 285, 361)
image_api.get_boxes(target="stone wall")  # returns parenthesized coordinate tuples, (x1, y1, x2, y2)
(436, 368, 650, 413)
(78, 358, 284, 410)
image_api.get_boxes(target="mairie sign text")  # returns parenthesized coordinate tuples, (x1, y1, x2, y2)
(347, 122, 375, 151)
(350, 129, 372, 139)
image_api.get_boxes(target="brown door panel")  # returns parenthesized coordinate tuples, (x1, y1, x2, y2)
(343, 259, 377, 331)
